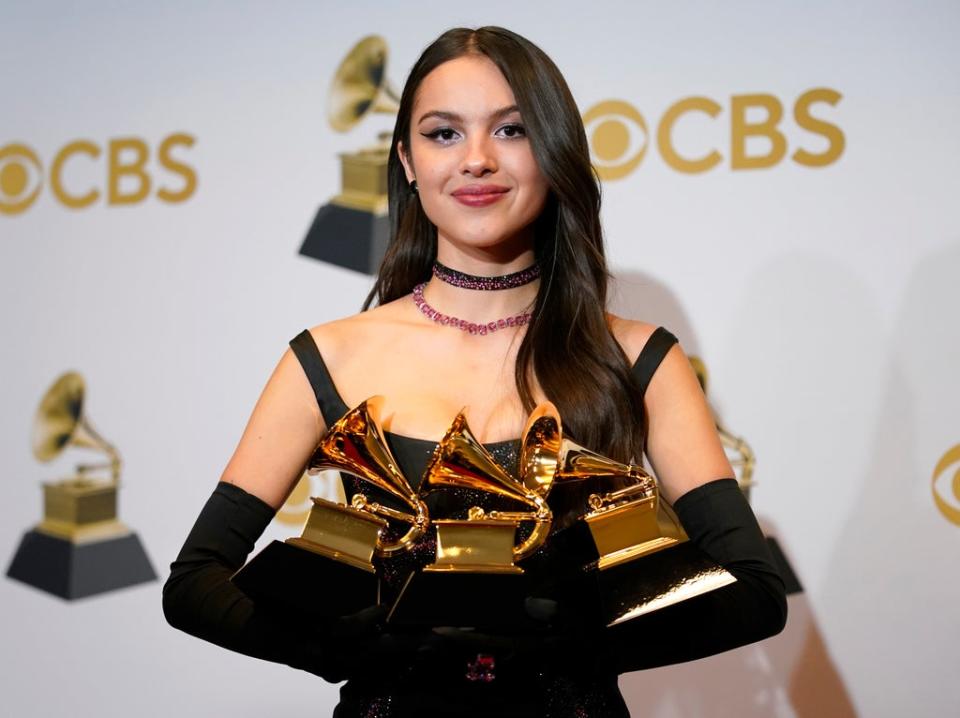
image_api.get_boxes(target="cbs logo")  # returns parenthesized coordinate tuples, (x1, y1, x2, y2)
(583, 88, 843, 179)
(932, 444, 960, 526)
(0, 133, 197, 216)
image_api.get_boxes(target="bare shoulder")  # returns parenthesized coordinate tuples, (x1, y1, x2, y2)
(606, 313, 660, 364)
(305, 295, 412, 368)
(606, 312, 694, 392)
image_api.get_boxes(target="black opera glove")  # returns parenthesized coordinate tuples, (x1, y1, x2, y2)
(162, 481, 425, 683)
(606, 477, 788, 673)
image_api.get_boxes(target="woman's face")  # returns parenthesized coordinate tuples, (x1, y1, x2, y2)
(398, 54, 550, 255)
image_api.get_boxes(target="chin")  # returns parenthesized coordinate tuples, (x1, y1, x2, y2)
(449, 234, 521, 252)
(439, 224, 536, 252)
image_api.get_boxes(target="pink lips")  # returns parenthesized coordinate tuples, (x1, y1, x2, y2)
(451, 184, 510, 207)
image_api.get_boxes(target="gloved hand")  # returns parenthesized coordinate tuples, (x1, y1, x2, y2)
(605, 478, 788, 672)
(298, 604, 447, 684)
(163, 482, 439, 684)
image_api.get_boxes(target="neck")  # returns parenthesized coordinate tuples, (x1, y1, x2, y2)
(425, 242, 539, 320)
(435, 232, 536, 276)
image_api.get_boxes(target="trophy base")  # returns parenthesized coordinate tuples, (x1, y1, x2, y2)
(298, 202, 389, 275)
(231, 539, 382, 618)
(423, 563, 523, 574)
(594, 535, 680, 570)
(36, 518, 130, 543)
(597, 541, 736, 626)
(285, 536, 376, 572)
(522, 522, 736, 627)
(5, 528, 156, 600)
(387, 570, 536, 630)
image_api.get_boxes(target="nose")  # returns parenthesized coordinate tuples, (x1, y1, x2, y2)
(459, 134, 497, 177)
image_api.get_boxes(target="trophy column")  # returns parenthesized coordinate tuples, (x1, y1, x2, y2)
(298, 35, 398, 275)
(6, 372, 156, 600)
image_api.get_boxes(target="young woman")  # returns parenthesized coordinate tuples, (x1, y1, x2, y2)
(163, 26, 787, 718)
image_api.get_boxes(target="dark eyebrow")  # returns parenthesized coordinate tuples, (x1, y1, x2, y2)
(416, 105, 520, 125)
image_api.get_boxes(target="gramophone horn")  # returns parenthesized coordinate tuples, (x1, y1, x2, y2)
(519, 400, 652, 495)
(422, 411, 552, 563)
(32, 371, 121, 483)
(518, 402, 562, 496)
(327, 35, 401, 133)
(309, 396, 428, 555)
(422, 412, 536, 507)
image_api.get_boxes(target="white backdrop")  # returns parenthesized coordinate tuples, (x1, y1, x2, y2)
(2, 2, 958, 716)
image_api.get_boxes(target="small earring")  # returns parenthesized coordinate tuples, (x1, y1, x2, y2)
(409, 180, 418, 194)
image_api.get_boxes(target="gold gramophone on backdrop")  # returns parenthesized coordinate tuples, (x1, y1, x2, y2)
(232, 397, 429, 616)
(298, 35, 400, 274)
(5, 371, 156, 599)
(519, 402, 736, 627)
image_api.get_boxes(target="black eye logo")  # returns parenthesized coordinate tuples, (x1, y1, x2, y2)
(0, 143, 43, 215)
(932, 444, 960, 526)
(582, 100, 649, 180)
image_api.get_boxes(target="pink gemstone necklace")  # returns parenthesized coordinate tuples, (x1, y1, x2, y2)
(412, 282, 532, 335)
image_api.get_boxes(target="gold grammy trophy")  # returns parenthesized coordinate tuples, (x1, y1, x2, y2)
(295, 396, 429, 567)
(6, 372, 156, 599)
(388, 410, 553, 627)
(232, 397, 429, 617)
(518, 402, 736, 627)
(423, 411, 552, 573)
(298, 35, 400, 274)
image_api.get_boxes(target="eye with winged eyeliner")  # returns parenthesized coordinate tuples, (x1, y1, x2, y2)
(420, 123, 527, 144)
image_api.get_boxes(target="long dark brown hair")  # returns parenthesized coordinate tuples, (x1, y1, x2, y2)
(363, 27, 645, 521)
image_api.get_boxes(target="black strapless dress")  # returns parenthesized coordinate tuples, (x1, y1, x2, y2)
(164, 327, 786, 718)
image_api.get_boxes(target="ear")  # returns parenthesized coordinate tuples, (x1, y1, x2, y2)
(397, 141, 415, 184)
